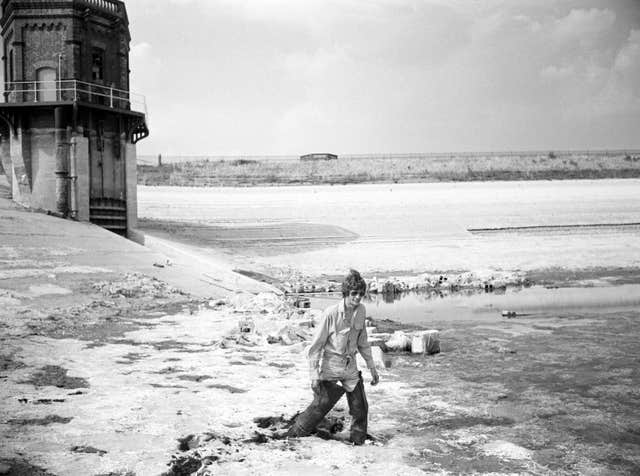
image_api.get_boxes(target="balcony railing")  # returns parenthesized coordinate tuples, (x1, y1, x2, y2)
(2, 80, 147, 115)
(80, 0, 122, 14)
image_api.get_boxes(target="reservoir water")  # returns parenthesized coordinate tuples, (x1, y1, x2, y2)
(308, 284, 640, 324)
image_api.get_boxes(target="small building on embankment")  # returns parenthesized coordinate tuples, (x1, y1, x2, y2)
(0, 0, 148, 238)
(300, 153, 338, 161)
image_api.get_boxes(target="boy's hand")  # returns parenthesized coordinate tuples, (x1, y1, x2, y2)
(311, 379, 320, 392)
(370, 368, 379, 386)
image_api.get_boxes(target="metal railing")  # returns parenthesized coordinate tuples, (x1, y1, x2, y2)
(2, 79, 146, 115)
(79, 0, 121, 14)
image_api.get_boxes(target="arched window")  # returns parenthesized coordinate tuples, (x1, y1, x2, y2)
(36, 67, 57, 102)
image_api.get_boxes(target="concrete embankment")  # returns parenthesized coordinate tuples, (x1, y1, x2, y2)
(0, 193, 278, 300)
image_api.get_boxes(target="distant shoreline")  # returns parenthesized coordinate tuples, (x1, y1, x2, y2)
(137, 152, 640, 187)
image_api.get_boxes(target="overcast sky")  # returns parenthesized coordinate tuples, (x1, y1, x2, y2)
(126, 0, 640, 156)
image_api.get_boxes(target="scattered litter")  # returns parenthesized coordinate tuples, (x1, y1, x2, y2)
(238, 317, 255, 333)
(385, 331, 412, 351)
(411, 330, 440, 355)
(293, 297, 310, 308)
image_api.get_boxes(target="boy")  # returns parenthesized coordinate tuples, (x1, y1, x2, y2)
(287, 269, 379, 444)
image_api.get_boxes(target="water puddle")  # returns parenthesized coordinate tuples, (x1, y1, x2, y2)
(309, 284, 640, 324)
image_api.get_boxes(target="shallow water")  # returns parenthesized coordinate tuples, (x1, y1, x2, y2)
(309, 284, 640, 324)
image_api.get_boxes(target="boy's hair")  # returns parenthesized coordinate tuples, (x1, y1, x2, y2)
(341, 269, 367, 297)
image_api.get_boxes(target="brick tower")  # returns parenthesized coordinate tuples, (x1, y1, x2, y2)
(0, 0, 148, 237)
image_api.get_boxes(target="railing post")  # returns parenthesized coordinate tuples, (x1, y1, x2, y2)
(110, 86, 113, 108)
(34, 82, 38, 102)
(73, 80, 77, 101)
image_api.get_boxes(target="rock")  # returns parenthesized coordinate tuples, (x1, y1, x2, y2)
(385, 331, 412, 351)
(411, 330, 440, 355)
(0, 463, 10, 474)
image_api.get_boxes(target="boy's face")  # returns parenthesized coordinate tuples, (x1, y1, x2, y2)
(345, 289, 365, 308)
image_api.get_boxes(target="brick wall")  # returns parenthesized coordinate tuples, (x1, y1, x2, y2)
(23, 23, 68, 81)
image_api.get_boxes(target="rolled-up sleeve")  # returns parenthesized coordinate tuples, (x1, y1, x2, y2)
(307, 310, 331, 380)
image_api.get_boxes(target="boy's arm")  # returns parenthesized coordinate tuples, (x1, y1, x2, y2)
(307, 310, 331, 381)
(356, 308, 379, 385)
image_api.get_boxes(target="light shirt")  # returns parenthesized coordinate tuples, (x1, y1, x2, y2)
(307, 299, 375, 392)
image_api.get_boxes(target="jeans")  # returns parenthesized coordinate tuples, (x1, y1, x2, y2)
(287, 372, 368, 444)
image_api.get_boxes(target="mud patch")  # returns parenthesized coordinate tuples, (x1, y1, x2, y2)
(18, 398, 65, 405)
(267, 362, 295, 369)
(94, 472, 135, 476)
(177, 432, 232, 451)
(206, 383, 247, 393)
(0, 459, 57, 476)
(0, 354, 25, 371)
(162, 454, 209, 476)
(153, 366, 182, 375)
(149, 383, 187, 389)
(427, 415, 515, 431)
(70, 445, 107, 456)
(115, 352, 149, 365)
(20, 365, 89, 389)
(176, 374, 212, 383)
(8, 415, 73, 426)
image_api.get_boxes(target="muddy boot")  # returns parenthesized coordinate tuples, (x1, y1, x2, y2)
(346, 373, 368, 445)
(287, 380, 345, 437)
